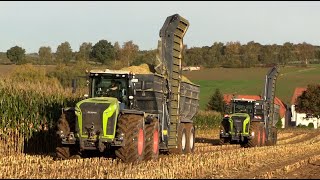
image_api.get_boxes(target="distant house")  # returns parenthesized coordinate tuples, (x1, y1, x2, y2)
(291, 87, 320, 129)
(182, 66, 201, 71)
(223, 94, 287, 128)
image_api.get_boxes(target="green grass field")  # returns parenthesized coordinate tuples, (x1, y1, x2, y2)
(183, 64, 320, 110)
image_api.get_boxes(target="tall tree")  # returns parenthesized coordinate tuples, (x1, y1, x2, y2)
(206, 88, 226, 113)
(6, 46, 26, 64)
(223, 41, 242, 67)
(240, 41, 261, 67)
(295, 84, 320, 117)
(114, 41, 121, 61)
(260, 44, 280, 66)
(76, 42, 92, 61)
(56, 41, 73, 63)
(132, 49, 157, 66)
(184, 47, 203, 66)
(294, 42, 315, 65)
(38, 46, 52, 65)
(91, 40, 115, 64)
(278, 42, 294, 66)
(120, 40, 139, 66)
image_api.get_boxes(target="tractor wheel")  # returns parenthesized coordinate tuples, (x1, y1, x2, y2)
(144, 118, 159, 161)
(55, 111, 79, 160)
(115, 114, 145, 163)
(169, 123, 187, 154)
(260, 125, 266, 147)
(272, 127, 278, 145)
(219, 137, 231, 145)
(185, 123, 195, 153)
(243, 121, 261, 148)
(219, 124, 230, 145)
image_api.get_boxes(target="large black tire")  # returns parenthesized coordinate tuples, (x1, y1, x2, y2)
(169, 123, 187, 154)
(144, 118, 160, 161)
(242, 121, 261, 148)
(266, 126, 278, 146)
(273, 127, 278, 145)
(115, 114, 145, 163)
(260, 125, 266, 147)
(219, 137, 231, 145)
(185, 123, 195, 153)
(55, 111, 79, 160)
(219, 124, 230, 145)
(271, 127, 278, 145)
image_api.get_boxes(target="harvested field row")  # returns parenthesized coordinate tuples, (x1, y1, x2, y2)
(0, 129, 318, 179)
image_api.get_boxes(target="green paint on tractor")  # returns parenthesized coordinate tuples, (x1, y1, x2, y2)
(75, 97, 119, 139)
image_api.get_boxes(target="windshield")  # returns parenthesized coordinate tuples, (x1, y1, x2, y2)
(233, 101, 254, 115)
(254, 104, 264, 116)
(90, 76, 128, 103)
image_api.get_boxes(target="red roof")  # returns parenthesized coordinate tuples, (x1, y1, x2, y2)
(223, 94, 286, 118)
(291, 87, 307, 105)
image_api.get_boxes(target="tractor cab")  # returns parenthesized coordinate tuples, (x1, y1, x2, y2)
(231, 98, 255, 117)
(227, 98, 264, 121)
(88, 69, 137, 110)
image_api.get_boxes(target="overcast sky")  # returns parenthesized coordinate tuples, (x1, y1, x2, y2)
(1, 1, 320, 53)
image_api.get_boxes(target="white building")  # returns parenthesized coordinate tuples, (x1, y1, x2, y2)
(291, 87, 320, 129)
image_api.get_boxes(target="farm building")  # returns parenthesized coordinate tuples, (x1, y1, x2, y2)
(223, 94, 287, 128)
(290, 87, 320, 129)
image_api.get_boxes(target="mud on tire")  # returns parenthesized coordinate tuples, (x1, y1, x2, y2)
(144, 118, 160, 161)
(242, 121, 262, 148)
(260, 125, 266, 146)
(55, 111, 79, 160)
(169, 123, 187, 154)
(266, 126, 278, 146)
(115, 114, 145, 163)
(219, 124, 230, 145)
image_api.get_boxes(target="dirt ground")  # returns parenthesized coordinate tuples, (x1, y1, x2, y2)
(280, 160, 320, 179)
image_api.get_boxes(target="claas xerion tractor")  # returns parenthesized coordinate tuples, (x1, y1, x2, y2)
(55, 14, 200, 163)
(219, 66, 279, 147)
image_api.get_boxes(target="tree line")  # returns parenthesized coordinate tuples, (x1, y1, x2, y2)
(184, 41, 320, 68)
(3, 40, 320, 68)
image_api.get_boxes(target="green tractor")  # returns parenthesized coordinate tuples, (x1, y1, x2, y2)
(55, 14, 200, 163)
(219, 66, 279, 147)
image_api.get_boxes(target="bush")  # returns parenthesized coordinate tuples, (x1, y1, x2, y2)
(48, 61, 91, 88)
(276, 119, 283, 129)
(308, 122, 315, 129)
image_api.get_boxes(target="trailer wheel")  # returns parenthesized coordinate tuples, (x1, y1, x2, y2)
(266, 126, 278, 146)
(55, 111, 79, 160)
(243, 121, 261, 148)
(115, 114, 145, 163)
(169, 123, 187, 154)
(185, 123, 195, 153)
(260, 126, 266, 146)
(144, 118, 159, 161)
